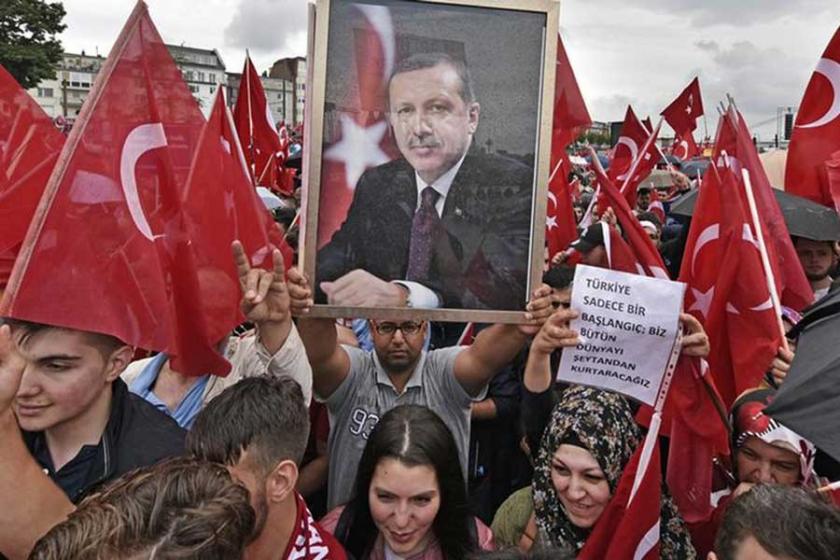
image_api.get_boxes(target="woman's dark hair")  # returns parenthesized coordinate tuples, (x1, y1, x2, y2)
(338, 404, 475, 559)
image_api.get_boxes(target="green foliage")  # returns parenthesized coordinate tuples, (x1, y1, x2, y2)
(0, 0, 66, 89)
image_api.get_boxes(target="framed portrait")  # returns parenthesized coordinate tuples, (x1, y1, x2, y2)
(301, 0, 559, 323)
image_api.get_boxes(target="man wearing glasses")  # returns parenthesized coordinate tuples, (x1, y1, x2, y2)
(287, 267, 557, 509)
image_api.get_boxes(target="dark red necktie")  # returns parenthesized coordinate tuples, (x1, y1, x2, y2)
(406, 186, 441, 281)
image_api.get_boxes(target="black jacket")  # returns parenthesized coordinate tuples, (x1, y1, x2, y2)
(24, 378, 186, 503)
(316, 152, 534, 310)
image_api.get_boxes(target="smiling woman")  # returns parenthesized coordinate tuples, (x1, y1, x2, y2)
(320, 404, 495, 559)
(532, 385, 696, 557)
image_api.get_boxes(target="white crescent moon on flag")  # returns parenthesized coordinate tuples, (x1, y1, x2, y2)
(797, 58, 840, 129)
(356, 4, 395, 82)
(547, 190, 557, 208)
(615, 136, 638, 180)
(691, 223, 719, 276)
(120, 123, 167, 241)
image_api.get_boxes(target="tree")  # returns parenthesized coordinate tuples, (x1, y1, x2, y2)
(0, 0, 66, 89)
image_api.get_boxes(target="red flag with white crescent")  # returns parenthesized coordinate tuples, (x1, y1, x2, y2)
(785, 26, 840, 210)
(0, 65, 65, 289)
(608, 106, 650, 185)
(317, 4, 400, 249)
(551, 35, 591, 169)
(0, 1, 231, 377)
(671, 130, 699, 160)
(661, 77, 704, 136)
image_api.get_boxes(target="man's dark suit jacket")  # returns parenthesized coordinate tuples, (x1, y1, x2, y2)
(316, 151, 534, 310)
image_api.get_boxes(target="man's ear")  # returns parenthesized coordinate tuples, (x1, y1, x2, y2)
(265, 459, 298, 504)
(467, 102, 480, 133)
(105, 346, 135, 382)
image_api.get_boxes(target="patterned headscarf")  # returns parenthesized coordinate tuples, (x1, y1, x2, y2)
(731, 388, 816, 485)
(533, 385, 696, 557)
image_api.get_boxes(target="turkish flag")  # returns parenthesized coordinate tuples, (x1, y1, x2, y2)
(0, 65, 65, 289)
(672, 130, 699, 160)
(718, 108, 813, 311)
(620, 120, 662, 207)
(317, 4, 400, 249)
(181, 88, 291, 336)
(0, 2, 232, 377)
(679, 161, 782, 407)
(545, 155, 578, 259)
(608, 106, 650, 186)
(592, 160, 670, 279)
(551, 34, 592, 169)
(578, 433, 663, 560)
(661, 77, 704, 136)
(232, 56, 290, 195)
(785, 26, 840, 210)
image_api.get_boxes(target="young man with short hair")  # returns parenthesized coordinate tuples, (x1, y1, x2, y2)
(188, 376, 347, 559)
(6, 319, 185, 503)
(793, 236, 838, 301)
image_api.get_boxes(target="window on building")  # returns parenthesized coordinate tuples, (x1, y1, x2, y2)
(210, 86, 215, 94)
(210, 74, 217, 84)
(189, 85, 199, 93)
(185, 70, 195, 81)
(37, 88, 54, 98)
(198, 71, 205, 82)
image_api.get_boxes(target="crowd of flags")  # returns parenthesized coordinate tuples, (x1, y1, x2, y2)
(0, 1, 292, 376)
(1, 0, 840, 556)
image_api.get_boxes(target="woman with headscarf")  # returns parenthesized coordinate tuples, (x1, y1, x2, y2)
(688, 387, 819, 556)
(531, 385, 696, 557)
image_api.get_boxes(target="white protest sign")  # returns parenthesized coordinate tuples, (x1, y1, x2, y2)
(557, 265, 686, 405)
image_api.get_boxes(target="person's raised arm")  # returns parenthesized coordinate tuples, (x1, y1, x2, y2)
(453, 285, 555, 396)
(233, 241, 292, 354)
(523, 308, 579, 393)
(287, 266, 351, 399)
(0, 325, 74, 559)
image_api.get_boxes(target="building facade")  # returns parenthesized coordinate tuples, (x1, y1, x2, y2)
(226, 72, 296, 126)
(268, 57, 306, 126)
(166, 45, 226, 115)
(27, 46, 226, 119)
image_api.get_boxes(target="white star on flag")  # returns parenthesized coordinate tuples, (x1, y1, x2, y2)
(324, 115, 390, 189)
(546, 215, 558, 230)
(689, 286, 714, 318)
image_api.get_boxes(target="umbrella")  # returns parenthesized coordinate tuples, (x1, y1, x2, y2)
(766, 289, 840, 463)
(669, 188, 840, 242)
(681, 157, 711, 179)
(639, 169, 676, 191)
(658, 154, 682, 167)
(586, 153, 610, 170)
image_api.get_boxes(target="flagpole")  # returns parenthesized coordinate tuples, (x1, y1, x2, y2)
(629, 325, 683, 503)
(741, 169, 791, 352)
(246, 53, 256, 183)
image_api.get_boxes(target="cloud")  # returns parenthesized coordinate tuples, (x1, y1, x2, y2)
(224, 0, 308, 54)
(695, 40, 719, 53)
(621, 0, 837, 27)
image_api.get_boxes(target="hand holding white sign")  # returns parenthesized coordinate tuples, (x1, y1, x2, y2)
(556, 265, 686, 406)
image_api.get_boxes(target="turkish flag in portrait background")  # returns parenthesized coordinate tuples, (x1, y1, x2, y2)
(0, 1, 232, 377)
(317, 4, 400, 249)
(0, 65, 65, 289)
(785, 26, 840, 210)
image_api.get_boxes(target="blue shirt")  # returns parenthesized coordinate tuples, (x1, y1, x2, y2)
(128, 353, 209, 429)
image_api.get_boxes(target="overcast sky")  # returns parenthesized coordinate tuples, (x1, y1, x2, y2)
(59, 0, 840, 139)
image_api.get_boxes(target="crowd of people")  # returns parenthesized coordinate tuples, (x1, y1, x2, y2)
(1, 152, 840, 559)
(2, 20, 840, 558)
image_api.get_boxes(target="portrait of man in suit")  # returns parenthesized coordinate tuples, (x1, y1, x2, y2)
(315, 52, 534, 311)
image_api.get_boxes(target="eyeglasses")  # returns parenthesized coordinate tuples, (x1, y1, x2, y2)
(373, 321, 423, 336)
